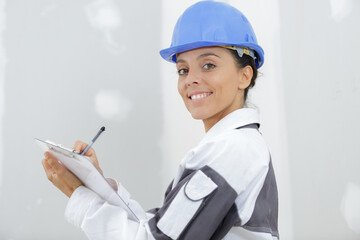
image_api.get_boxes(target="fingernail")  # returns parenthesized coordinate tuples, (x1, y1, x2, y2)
(44, 152, 49, 158)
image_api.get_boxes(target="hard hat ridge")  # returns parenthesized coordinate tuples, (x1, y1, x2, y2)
(160, 0, 264, 68)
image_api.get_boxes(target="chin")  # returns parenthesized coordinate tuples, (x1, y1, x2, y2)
(190, 111, 209, 120)
(191, 115, 203, 120)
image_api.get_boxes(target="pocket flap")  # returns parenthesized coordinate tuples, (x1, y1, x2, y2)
(185, 170, 218, 201)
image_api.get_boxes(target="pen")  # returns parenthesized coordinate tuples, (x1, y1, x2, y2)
(81, 126, 105, 155)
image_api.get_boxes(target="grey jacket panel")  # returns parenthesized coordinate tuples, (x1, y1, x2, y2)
(242, 159, 279, 238)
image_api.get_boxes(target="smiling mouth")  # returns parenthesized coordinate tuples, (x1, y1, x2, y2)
(189, 92, 213, 100)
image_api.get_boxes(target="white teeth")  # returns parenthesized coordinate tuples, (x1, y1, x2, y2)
(190, 93, 210, 100)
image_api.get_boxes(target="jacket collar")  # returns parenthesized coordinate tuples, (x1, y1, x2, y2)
(200, 108, 260, 144)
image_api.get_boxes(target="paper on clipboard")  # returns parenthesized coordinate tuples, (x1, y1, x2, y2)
(35, 138, 140, 222)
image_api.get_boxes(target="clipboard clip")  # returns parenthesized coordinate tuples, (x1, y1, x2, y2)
(45, 141, 78, 159)
(49, 146, 76, 159)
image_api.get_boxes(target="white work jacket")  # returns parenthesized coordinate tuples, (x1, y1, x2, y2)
(65, 108, 279, 240)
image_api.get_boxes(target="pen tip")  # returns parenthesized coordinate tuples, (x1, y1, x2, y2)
(101, 126, 105, 131)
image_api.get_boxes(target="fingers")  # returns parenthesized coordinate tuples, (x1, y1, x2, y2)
(73, 140, 102, 175)
(42, 155, 55, 181)
(44, 152, 63, 172)
(73, 140, 87, 153)
(42, 152, 65, 181)
(42, 151, 83, 198)
(73, 140, 96, 156)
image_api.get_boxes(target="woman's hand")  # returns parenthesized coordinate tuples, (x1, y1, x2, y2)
(42, 141, 104, 197)
(73, 140, 103, 175)
(42, 152, 83, 198)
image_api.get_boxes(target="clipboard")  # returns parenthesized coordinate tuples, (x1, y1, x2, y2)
(35, 138, 140, 222)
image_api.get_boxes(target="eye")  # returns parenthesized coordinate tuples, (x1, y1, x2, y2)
(203, 63, 216, 70)
(177, 68, 188, 76)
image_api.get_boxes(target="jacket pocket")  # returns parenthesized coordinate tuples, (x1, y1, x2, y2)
(157, 170, 218, 239)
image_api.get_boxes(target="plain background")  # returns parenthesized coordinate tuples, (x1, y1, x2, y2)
(0, 0, 359, 239)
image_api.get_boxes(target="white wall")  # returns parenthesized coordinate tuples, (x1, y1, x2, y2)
(0, 0, 162, 239)
(0, 0, 5, 189)
(279, 0, 360, 239)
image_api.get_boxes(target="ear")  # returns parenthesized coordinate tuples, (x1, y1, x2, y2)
(238, 65, 253, 90)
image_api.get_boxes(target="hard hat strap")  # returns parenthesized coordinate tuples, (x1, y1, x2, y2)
(236, 47, 256, 60)
(221, 45, 256, 60)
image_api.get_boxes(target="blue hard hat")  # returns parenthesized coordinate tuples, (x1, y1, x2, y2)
(160, 1, 264, 68)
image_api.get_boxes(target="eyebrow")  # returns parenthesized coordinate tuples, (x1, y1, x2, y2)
(176, 52, 221, 64)
(197, 52, 221, 60)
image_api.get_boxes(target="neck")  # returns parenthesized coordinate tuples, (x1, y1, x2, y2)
(202, 92, 245, 132)
(203, 105, 244, 132)
(203, 118, 220, 133)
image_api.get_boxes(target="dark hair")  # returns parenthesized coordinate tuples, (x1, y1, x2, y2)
(228, 49, 258, 103)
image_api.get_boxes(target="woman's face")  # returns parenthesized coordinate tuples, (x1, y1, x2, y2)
(176, 46, 251, 131)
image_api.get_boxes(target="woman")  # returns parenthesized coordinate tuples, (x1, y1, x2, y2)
(42, 1, 279, 239)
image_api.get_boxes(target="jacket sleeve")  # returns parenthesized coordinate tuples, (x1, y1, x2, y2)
(65, 182, 156, 240)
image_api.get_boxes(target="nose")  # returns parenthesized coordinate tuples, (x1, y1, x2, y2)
(185, 70, 200, 86)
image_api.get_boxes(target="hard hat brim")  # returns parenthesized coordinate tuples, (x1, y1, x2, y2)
(160, 41, 264, 68)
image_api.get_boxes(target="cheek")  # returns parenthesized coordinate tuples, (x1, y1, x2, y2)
(213, 77, 239, 102)
(223, 71, 241, 92)
(177, 80, 185, 98)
